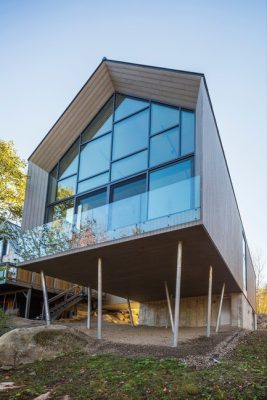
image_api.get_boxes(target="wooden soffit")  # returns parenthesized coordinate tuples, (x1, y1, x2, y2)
(29, 59, 202, 172)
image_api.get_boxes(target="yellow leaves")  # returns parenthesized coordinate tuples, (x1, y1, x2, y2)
(0, 140, 27, 221)
(256, 288, 267, 314)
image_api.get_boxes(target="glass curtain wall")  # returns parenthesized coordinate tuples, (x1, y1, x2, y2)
(46, 93, 195, 229)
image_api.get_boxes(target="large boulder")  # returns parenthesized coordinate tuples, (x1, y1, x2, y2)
(0, 325, 88, 367)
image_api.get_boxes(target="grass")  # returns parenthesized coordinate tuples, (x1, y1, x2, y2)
(0, 331, 266, 399)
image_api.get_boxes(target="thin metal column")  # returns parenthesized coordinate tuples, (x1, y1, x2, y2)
(97, 258, 102, 339)
(127, 296, 134, 327)
(254, 312, 257, 331)
(87, 286, 91, 329)
(164, 281, 174, 333)
(25, 288, 32, 319)
(13, 293, 17, 309)
(40, 270, 51, 326)
(215, 283, 225, 333)
(173, 241, 182, 347)
(207, 266, 213, 337)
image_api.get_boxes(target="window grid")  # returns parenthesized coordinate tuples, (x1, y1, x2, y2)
(45, 93, 195, 223)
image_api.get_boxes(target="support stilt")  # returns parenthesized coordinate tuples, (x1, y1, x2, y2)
(40, 270, 51, 326)
(215, 283, 225, 333)
(207, 266, 213, 337)
(25, 288, 32, 319)
(97, 258, 102, 339)
(127, 296, 134, 327)
(164, 281, 174, 333)
(173, 241, 182, 347)
(87, 287, 91, 329)
(13, 293, 17, 309)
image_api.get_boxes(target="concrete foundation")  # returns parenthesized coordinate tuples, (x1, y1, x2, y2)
(230, 293, 255, 330)
(139, 293, 254, 330)
(139, 295, 231, 327)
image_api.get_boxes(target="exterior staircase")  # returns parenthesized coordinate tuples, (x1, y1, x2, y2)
(41, 286, 86, 321)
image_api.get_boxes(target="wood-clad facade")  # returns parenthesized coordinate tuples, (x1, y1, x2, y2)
(15, 269, 72, 291)
(19, 59, 256, 329)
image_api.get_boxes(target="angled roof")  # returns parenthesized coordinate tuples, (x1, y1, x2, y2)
(29, 59, 203, 172)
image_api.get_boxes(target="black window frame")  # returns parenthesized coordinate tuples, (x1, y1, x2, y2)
(44, 93, 196, 226)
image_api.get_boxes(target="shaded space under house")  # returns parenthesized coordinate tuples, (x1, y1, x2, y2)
(15, 59, 256, 346)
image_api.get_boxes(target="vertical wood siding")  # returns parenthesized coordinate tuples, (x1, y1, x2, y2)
(199, 79, 256, 309)
(22, 162, 48, 230)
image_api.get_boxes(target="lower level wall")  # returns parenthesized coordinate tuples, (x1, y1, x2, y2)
(138, 293, 255, 330)
(231, 293, 255, 330)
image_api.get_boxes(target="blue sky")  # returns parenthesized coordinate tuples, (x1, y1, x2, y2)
(1, 0, 267, 282)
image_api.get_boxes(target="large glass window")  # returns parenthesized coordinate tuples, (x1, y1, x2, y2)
(47, 166, 58, 204)
(58, 139, 79, 180)
(81, 97, 113, 143)
(181, 110, 195, 155)
(151, 103, 179, 135)
(148, 160, 192, 219)
(46, 94, 196, 230)
(115, 94, 148, 122)
(150, 127, 179, 167)
(78, 172, 109, 194)
(76, 189, 107, 230)
(79, 134, 111, 181)
(56, 175, 76, 200)
(110, 176, 147, 229)
(111, 150, 148, 181)
(112, 109, 149, 160)
(47, 200, 74, 223)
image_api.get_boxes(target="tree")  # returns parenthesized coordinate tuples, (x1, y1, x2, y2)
(0, 140, 26, 237)
(253, 249, 267, 314)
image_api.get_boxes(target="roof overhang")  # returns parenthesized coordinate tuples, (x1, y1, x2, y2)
(29, 59, 203, 172)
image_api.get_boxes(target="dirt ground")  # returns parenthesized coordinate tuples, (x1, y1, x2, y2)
(54, 317, 245, 367)
(2, 316, 248, 367)
(63, 316, 233, 347)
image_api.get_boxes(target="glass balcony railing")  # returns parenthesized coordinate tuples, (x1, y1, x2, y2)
(16, 176, 200, 263)
(0, 265, 17, 282)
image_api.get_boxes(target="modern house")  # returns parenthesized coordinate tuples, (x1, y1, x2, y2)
(17, 59, 256, 345)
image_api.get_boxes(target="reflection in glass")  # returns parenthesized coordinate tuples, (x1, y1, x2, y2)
(115, 94, 148, 122)
(78, 172, 109, 194)
(79, 134, 111, 180)
(151, 103, 179, 135)
(150, 128, 179, 167)
(81, 97, 113, 143)
(47, 199, 74, 223)
(47, 166, 58, 204)
(181, 110, 195, 155)
(58, 140, 79, 180)
(110, 176, 146, 229)
(111, 151, 148, 181)
(148, 160, 192, 219)
(113, 109, 149, 160)
(76, 189, 107, 232)
(56, 175, 76, 200)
